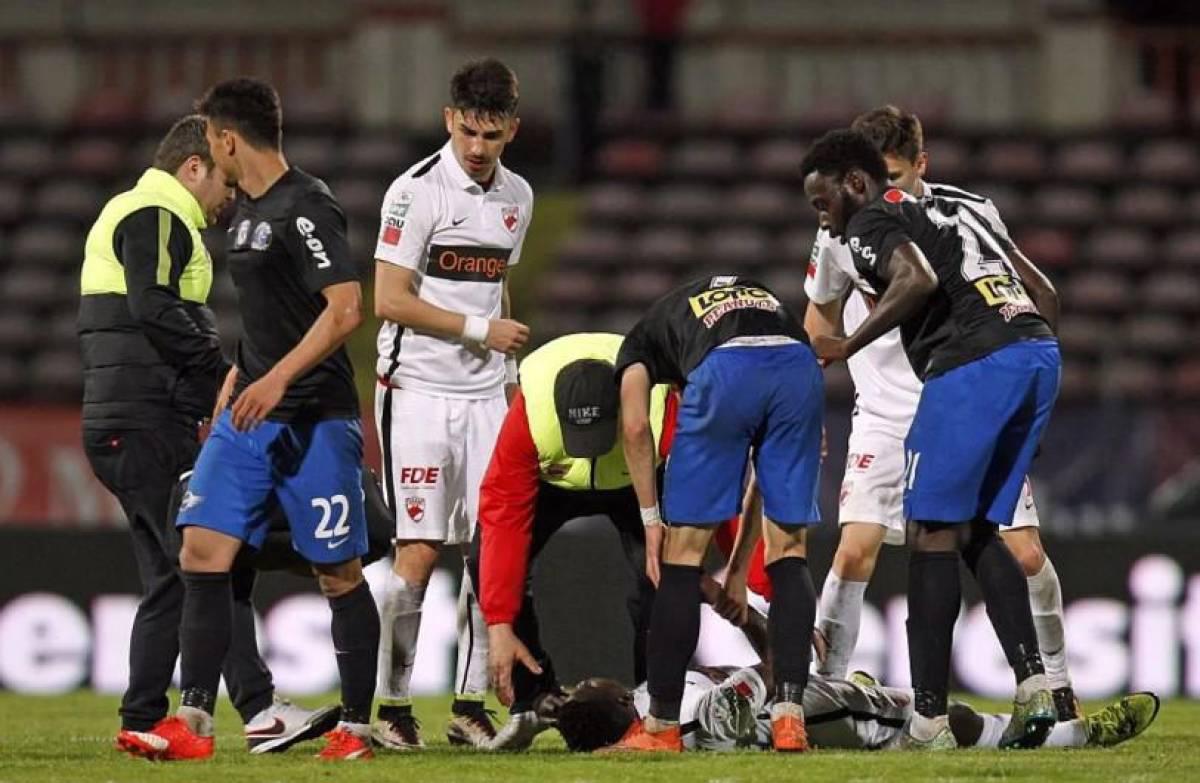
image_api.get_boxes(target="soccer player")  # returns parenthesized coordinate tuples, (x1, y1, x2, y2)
(805, 105, 1080, 721)
(372, 58, 533, 749)
(472, 332, 671, 749)
(124, 78, 380, 761)
(604, 275, 824, 753)
(79, 115, 335, 757)
(801, 130, 1062, 749)
(558, 665, 1159, 752)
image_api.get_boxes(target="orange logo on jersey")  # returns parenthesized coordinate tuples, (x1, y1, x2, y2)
(426, 244, 511, 283)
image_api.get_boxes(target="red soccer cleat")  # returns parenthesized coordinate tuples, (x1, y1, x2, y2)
(316, 726, 374, 760)
(771, 709, 810, 753)
(595, 718, 683, 754)
(118, 716, 214, 761)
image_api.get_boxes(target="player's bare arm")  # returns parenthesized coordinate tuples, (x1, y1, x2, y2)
(813, 243, 936, 364)
(374, 262, 530, 354)
(212, 365, 237, 422)
(718, 476, 763, 626)
(231, 281, 363, 430)
(502, 280, 520, 403)
(619, 363, 661, 586)
(803, 297, 844, 341)
(1006, 247, 1060, 333)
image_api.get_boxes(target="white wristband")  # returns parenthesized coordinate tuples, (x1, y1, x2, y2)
(462, 315, 489, 343)
(505, 356, 519, 385)
(640, 505, 662, 528)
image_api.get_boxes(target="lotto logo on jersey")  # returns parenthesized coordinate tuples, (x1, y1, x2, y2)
(426, 244, 511, 283)
(688, 285, 780, 328)
(399, 466, 440, 486)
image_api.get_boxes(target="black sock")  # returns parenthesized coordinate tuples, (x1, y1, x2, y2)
(330, 580, 380, 725)
(646, 563, 703, 722)
(451, 698, 486, 716)
(907, 551, 960, 718)
(765, 556, 816, 703)
(179, 571, 234, 716)
(378, 703, 411, 722)
(961, 523, 1045, 683)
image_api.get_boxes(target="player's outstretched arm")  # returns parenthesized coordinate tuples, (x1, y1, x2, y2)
(374, 262, 529, 354)
(1007, 247, 1060, 333)
(812, 242, 936, 363)
(719, 474, 763, 626)
(803, 297, 845, 342)
(230, 281, 362, 430)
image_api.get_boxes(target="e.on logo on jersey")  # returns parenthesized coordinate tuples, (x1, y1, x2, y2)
(399, 466, 440, 486)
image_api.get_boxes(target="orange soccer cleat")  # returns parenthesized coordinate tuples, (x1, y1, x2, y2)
(771, 706, 810, 753)
(117, 716, 214, 761)
(595, 718, 683, 754)
(316, 726, 374, 760)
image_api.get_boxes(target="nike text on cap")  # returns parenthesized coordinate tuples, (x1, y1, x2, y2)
(554, 359, 620, 458)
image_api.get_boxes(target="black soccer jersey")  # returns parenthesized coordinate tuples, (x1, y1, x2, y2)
(226, 167, 362, 421)
(615, 275, 808, 387)
(844, 188, 1054, 380)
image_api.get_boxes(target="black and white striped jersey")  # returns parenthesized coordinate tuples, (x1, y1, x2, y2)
(844, 186, 1053, 380)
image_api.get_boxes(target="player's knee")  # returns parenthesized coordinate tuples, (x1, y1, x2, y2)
(314, 560, 365, 598)
(178, 528, 237, 572)
(832, 543, 878, 581)
(908, 521, 959, 553)
(1002, 531, 1045, 576)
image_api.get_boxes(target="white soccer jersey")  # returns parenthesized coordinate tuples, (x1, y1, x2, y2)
(375, 141, 533, 398)
(803, 181, 1013, 436)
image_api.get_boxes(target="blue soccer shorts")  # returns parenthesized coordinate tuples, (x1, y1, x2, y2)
(663, 342, 823, 526)
(903, 339, 1061, 525)
(177, 411, 369, 564)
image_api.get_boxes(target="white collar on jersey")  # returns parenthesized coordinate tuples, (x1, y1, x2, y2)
(440, 140, 509, 194)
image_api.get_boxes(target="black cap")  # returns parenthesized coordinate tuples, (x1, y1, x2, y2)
(554, 359, 619, 458)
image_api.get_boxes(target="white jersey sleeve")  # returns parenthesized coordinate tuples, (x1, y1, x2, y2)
(374, 174, 440, 269)
(804, 228, 854, 305)
(506, 180, 534, 267)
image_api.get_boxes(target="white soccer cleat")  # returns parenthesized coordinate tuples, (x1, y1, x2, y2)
(371, 712, 425, 750)
(486, 710, 555, 751)
(245, 697, 341, 754)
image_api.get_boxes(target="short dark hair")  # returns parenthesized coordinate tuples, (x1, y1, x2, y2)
(195, 77, 283, 150)
(450, 58, 519, 119)
(851, 105, 924, 162)
(556, 681, 637, 752)
(800, 129, 889, 187)
(153, 115, 213, 173)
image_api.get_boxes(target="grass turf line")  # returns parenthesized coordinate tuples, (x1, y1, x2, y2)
(0, 691, 1196, 782)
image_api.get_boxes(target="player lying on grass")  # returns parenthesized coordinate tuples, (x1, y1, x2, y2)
(556, 603, 1159, 752)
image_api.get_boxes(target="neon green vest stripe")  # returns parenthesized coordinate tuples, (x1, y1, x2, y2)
(520, 332, 668, 492)
(80, 168, 212, 303)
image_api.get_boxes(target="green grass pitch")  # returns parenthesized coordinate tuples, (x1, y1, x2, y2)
(1, 691, 1196, 782)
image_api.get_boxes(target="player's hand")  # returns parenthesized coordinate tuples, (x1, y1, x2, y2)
(811, 334, 851, 364)
(488, 623, 543, 708)
(230, 370, 287, 431)
(485, 319, 530, 355)
(212, 366, 238, 422)
(643, 523, 663, 588)
(717, 568, 749, 626)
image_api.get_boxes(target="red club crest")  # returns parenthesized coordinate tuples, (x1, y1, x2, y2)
(405, 496, 425, 522)
(884, 188, 905, 204)
(502, 205, 519, 232)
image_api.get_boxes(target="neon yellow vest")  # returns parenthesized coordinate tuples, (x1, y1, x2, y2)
(520, 332, 668, 491)
(80, 168, 212, 302)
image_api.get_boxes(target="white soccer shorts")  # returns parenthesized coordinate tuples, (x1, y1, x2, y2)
(375, 385, 507, 545)
(838, 419, 1040, 546)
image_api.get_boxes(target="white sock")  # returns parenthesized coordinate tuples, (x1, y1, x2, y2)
(377, 569, 426, 704)
(337, 720, 371, 738)
(1027, 557, 1072, 690)
(973, 713, 1009, 748)
(1043, 718, 1088, 748)
(454, 570, 490, 699)
(815, 571, 867, 679)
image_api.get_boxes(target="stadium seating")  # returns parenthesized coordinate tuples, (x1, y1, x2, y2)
(0, 122, 1196, 404)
